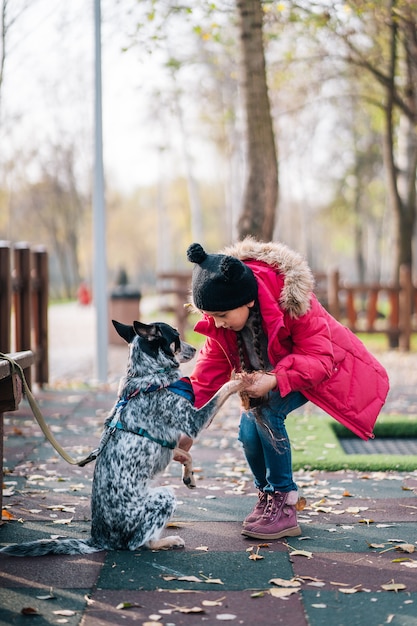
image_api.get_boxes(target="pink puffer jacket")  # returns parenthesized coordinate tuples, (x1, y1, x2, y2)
(190, 239, 389, 440)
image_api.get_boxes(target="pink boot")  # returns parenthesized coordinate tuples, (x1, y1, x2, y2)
(241, 491, 301, 540)
(243, 491, 268, 526)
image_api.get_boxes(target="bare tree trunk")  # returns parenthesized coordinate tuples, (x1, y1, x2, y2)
(236, 0, 278, 241)
(383, 2, 417, 280)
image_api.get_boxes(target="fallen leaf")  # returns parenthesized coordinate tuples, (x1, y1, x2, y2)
(296, 497, 307, 511)
(202, 597, 225, 607)
(168, 605, 205, 614)
(269, 588, 299, 598)
(216, 613, 237, 620)
(249, 552, 264, 561)
(342, 490, 353, 497)
(1, 509, 13, 520)
(115, 602, 141, 610)
(195, 545, 209, 551)
(53, 610, 76, 616)
(289, 549, 313, 559)
(395, 543, 415, 554)
(359, 518, 374, 525)
(21, 607, 40, 615)
(162, 575, 201, 583)
(269, 578, 301, 588)
(202, 578, 224, 585)
(381, 582, 407, 592)
(52, 518, 73, 525)
(36, 591, 56, 600)
(338, 586, 363, 594)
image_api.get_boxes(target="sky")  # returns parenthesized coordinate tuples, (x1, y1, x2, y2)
(2, 0, 218, 193)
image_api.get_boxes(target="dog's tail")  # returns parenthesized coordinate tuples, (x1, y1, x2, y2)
(0, 537, 100, 557)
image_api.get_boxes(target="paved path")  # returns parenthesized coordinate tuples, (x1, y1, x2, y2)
(1, 304, 416, 625)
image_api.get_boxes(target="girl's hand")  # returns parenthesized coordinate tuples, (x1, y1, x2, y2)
(236, 371, 277, 398)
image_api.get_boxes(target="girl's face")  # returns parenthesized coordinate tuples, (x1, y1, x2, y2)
(202, 301, 255, 332)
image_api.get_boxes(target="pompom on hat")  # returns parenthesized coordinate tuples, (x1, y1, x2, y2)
(187, 242, 258, 311)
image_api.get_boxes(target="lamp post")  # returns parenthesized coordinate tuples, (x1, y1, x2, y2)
(93, 0, 108, 382)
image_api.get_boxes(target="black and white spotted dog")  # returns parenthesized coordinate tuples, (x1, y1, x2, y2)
(0, 320, 245, 556)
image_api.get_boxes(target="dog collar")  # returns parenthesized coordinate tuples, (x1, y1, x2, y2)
(113, 421, 176, 449)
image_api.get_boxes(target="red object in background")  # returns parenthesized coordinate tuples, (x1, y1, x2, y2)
(77, 282, 92, 306)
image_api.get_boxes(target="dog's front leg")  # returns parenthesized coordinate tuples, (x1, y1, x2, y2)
(173, 447, 196, 489)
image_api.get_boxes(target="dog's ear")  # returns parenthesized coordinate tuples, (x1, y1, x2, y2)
(112, 320, 136, 344)
(133, 321, 159, 341)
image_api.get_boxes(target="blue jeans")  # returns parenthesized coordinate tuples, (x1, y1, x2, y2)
(238, 390, 307, 494)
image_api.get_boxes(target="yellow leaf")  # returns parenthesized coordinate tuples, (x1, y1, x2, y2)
(162, 575, 201, 583)
(269, 587, 299, 598)
(289, 549, 313, 559)
(381, 582, 407, 592)
(116, 602, 141, 610)
(338, 587, 362, 594)
(202, 597, 225, 607)
(249, 553, 264, 561)
(269, 578, 301, 588)
(395, 543, 415, 553)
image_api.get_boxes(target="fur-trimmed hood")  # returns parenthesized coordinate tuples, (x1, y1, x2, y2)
(222, 237, 315, 318)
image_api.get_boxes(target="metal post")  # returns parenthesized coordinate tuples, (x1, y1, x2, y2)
(93, 0, 108, 382)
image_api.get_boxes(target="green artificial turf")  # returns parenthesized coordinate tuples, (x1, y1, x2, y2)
(287, 411, 417, 472)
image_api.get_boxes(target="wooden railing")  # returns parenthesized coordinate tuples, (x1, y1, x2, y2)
(0, 241, 49, 386)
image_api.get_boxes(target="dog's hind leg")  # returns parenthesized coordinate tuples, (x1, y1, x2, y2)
(173, 447, 196, 489)
(129, 487, 185, 551)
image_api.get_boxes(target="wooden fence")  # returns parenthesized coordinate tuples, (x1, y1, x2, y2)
(0, 241, 49, 386)
(158, 266, 417, 350)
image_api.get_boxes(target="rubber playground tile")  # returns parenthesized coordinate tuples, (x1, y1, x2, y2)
(0, 548, 104, 589)
(82, 589, 309, 626)
(301, 590, 416, 626)
(0, 587, 90, 626)
(291, 521, 417, 552)
(290, 550, 417, 591)
(156, 521, 290, 552)
(97, 548, 294, 591)
(173, 492, 255, 523)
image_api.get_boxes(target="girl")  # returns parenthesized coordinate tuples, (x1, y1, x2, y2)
(183, 238, 389, 540)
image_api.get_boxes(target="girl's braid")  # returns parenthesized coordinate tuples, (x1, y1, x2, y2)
(237, 300, 266, 410)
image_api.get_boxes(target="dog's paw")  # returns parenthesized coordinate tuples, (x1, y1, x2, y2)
(183, 471, 196, 489)
(148, 535, 185, 550)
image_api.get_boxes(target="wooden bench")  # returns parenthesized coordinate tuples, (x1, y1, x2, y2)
(0, 350, 35, 515)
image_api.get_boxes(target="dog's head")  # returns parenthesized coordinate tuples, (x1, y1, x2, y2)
(112, 320, 196, 365)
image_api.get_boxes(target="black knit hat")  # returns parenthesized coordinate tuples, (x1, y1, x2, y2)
(187, 243, 258, 311)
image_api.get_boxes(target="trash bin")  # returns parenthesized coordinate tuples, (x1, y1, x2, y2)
(108, 286, 141, 345)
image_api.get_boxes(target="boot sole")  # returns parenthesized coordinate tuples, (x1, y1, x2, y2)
(241, 525, 301, 540)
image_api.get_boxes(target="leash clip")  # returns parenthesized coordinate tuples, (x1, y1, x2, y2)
(77, 448, 99, 467)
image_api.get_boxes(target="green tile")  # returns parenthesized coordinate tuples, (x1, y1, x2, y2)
(98, 549, 294, 591)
